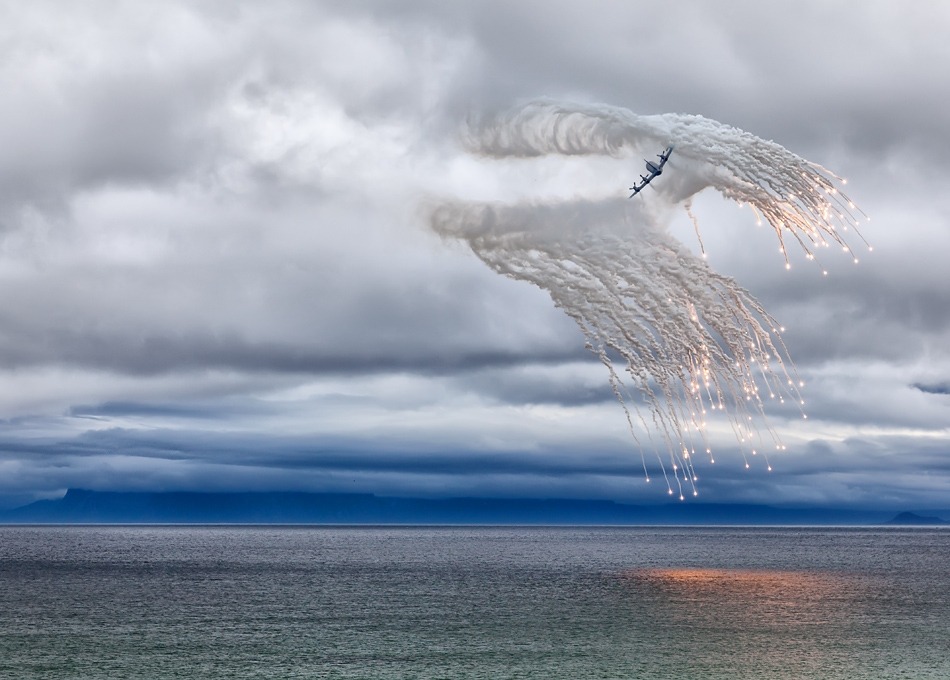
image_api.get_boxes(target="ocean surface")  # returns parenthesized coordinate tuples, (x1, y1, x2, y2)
(0, 526, 947, 679)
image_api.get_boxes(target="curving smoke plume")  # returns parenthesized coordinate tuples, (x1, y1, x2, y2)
(432, 101, 868, 498)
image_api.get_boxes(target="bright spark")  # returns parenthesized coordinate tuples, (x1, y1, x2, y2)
(433, 101, 867, 497)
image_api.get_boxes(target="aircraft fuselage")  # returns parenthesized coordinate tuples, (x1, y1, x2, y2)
(629, 145, 674, 198)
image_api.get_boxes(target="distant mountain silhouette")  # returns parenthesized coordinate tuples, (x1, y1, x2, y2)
(0, 488, 901, 525)
(885, 511, 947, 525)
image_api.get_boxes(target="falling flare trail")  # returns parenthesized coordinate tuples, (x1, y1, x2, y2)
(433, 101, 868, 496)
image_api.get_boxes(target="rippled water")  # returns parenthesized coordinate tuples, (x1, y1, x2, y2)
(1, 526, 947, 678)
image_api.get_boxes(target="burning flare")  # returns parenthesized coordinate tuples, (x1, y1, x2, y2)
(432, 101, 868, 498)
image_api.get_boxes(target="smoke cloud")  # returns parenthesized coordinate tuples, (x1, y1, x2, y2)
(433, 101, 870, 498)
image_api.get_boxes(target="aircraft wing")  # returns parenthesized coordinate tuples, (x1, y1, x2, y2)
(629, 174, 659, 197)
(629, 180, 648, 198)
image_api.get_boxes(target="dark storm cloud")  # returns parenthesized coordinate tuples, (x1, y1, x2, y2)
(2, 0, 941, 378)
(0, 326, 583, 377)
(0, 1, 468, 227)
(0, 425, 649, 502)
(654, 435, 950, 509)
(764, 277, 950, 367)
(330, 1, 950, 165)
(70, 401, 215, 420)
(1, 422, 945, 510)
(914, 382, 950, 396)
(459, 367, 615, 408)
(700, 231, 950, 371)
(0, 7, 230, 219)
(64, 427, 643, 477)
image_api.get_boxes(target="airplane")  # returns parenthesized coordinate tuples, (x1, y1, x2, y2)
(629, 145, 674, 197)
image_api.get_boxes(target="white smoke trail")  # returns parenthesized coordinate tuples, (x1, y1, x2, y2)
(465, 100, 869, 265)
(434, 101, 868, 497)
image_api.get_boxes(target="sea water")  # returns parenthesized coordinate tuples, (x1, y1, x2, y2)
(0, 526, 947, 679)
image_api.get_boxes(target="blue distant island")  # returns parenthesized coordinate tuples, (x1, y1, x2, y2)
(885, 511, 948, 526)
(1, 489, 947, 526)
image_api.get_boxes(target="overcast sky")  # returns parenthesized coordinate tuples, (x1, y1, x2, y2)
(0, 0, 947, 510)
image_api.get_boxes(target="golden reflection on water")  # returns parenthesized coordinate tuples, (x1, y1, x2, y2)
(631, 567, 841, 591)
(615, 568, 867, 676)
(621, 567, 855, 626)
